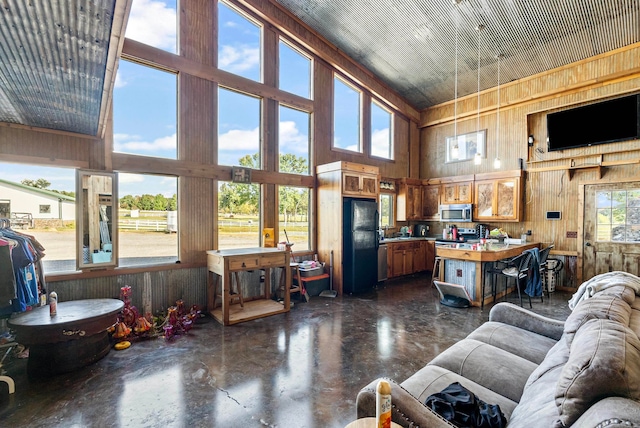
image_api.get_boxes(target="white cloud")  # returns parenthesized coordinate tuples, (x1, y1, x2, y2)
(126, 0, 177, 52)
(114, 133, 176, 152)
(371, 128, 391, 158)
(219, 45, 260, 73)
(114, 70, 127, 88)
(279, 121, 307, 150)
(118, 173, 146, 184)
(218, 127, 259, 151)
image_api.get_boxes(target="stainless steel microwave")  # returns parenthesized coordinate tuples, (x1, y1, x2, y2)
(439, 203, 473, 222)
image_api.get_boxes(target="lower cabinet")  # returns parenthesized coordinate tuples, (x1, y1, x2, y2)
(386, 240, 434, 278)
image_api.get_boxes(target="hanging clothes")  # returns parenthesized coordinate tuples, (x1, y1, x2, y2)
(0, 222, 46, 314)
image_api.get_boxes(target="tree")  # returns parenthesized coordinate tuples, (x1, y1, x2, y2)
(21, 178, 51, 189)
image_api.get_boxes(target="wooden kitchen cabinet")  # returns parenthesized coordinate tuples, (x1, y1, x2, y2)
(341, 170, 378, 198)
(425, 240, 435, 272)
(414, 241, 426, 272)
(397, 178, 423, 221)
(387, 240, 425, 277)
(421, 184, 440, 219)
(441, 181, 473, 204)
(474, 170, 523, 222)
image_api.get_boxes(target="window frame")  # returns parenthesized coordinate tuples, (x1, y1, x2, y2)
(370, 98, 394, 160)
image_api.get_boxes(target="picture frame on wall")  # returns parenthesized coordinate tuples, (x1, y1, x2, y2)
(446, 130, 486, 163)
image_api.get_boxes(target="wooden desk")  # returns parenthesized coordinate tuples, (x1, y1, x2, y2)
(8, 298, 124, 377)
(435, 242, 539, 307)
(206, 248, 291, 326)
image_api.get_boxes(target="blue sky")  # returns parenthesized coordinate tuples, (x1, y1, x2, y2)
(1, 0, 389, 197)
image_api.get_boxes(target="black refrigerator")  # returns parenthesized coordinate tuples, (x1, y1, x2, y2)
(343, 198, 379, 294)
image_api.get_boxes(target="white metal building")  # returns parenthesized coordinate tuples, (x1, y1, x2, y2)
(0, 178, 75, 222)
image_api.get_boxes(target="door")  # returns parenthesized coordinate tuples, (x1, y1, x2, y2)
(583, 183, 640, 280)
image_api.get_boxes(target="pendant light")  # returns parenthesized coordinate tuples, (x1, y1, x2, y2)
(494, 53, 503, 169)
(474, 23, 484, 166)
(451, 0, 463, 160)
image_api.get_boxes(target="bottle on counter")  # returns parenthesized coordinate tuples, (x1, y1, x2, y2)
(49, 291, 58, 316)
(376, 379, 392, 428)
(452, 225, 458, 241)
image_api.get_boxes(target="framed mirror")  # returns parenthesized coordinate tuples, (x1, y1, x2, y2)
(76, 170, 118, 270)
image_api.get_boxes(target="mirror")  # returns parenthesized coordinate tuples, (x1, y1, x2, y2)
(76, 170, 118, 270)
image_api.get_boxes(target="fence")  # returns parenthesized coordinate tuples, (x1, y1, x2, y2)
(119, 219, 168, 231)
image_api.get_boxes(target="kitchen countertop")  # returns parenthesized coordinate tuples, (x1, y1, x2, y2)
(380, 236, 440, 243)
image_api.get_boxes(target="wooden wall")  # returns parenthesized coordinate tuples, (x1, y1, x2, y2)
(420, 42, 640, 258)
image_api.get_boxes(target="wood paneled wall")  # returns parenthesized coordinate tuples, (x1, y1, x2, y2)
(420, 42, 640, 254)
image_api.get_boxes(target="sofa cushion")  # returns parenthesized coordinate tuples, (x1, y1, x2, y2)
(555, 318, 640, 427)
(400, 365, 518, 420)
(467, 321, 557, 364)
(563, 292, 632, 346)
(427, 339, 537, 402)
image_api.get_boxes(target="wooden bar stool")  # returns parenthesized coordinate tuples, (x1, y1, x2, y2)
(212, 271, 244, 309)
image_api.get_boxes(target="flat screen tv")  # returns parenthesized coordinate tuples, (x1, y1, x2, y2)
(547, 94, 640, 152)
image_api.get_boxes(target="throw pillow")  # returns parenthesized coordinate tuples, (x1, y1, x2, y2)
(555, 318, 640, 427)
(563, 294, 631, 346)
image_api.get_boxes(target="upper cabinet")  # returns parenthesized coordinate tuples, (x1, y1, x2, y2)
(316, 161, 379, 200)
(473, 170, 523, 222)
(342, 170, 378, 198)
(421, 183, 441, 219)
(396, 178, 423, 221)
(441, 179, 473, 204)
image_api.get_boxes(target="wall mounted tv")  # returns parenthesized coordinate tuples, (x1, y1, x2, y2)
(547, 94, 640, 152)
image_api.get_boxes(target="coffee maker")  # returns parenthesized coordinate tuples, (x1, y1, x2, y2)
(413, 224, 428, 237)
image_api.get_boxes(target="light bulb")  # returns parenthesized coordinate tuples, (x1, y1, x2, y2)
(451, 144, 459, 159)
(493, 157, 501, 169)
(474, 152, 482, 165)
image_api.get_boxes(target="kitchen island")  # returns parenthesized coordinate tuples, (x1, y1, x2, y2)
(435, 242, 539, 308)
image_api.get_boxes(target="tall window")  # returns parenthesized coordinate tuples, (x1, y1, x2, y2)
(125, 0, 178, 54)
(371, 100, 393, 159)
(113, 60, 177, 159)
(218, 1, 262, 82)
(596, 189, 640, 242)
(379, 194, 394, 228)
(118, 173, 178, 266)
(218, 181, 260, 249)
(279, 39, 311, 99)
(218, 88, 262, 168)
(279, 105, 310, 175)
(0, 162, 76, 273)
(333, 76, 361, 152)
(278, 186, 310, 251)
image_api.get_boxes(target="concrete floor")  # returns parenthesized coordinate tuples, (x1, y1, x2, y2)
(0, 273, 573, 427)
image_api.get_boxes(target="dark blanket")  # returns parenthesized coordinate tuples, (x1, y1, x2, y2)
(524, 247, 542, 297)
(424, 382, 507, 428)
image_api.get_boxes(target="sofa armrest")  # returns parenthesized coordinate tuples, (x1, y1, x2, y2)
(356, 377, 457, 428)
(571, 397, 640, 427)
(488, 302, 565, 341)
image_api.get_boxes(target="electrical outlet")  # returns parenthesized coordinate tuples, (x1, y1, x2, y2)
(526, 230, 532, 235)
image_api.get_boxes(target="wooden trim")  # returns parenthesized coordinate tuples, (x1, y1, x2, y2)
(122, 39, 315, 113)
(0, 121, 99, 140)
(0, 153, 88, 169)
(474, 169, 522, 181)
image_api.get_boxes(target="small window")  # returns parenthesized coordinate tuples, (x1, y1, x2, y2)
(279, 39, 311, 99)
(113, 60, 177, 159)
(371, 100, 393, 160)
(379, 194, 394, 228)
(333, 76, 361, 153)
(596, 189, 640, 242)
(218, 1, 262, 82)
(118, 173, 178, 266)
(279, 105, 310, 175)
(125, 0, 177, 54)
(278, 186, 310, 251)
(218, 87, 262, 168)
(39, 205, 51, 214)
(218, 181, 260, 249)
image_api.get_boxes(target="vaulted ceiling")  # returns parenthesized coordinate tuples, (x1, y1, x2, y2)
(276, 0, 640, 109)
(0, 0, 639, 137)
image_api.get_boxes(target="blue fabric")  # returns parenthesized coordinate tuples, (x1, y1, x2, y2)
(524, 248, 542, 297)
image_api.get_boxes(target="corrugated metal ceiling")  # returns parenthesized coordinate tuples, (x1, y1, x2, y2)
(0, 0, 116, 136)
(276, 0, 640, 110)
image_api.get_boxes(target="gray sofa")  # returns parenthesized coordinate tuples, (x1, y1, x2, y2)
(357, 272, 640, 427)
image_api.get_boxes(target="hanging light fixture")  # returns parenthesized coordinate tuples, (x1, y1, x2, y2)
(474, 23, 484, 166)
(451, 0, 463, 160)
(494, 52, 504, 169)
